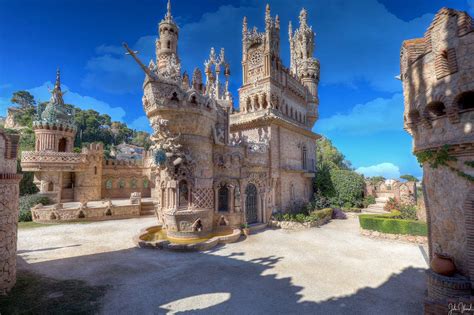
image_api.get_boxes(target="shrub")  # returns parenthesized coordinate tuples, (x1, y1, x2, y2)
(331, 208, 347, 220)
(311, 192, 330, 210)
(329, 169, 365, 207)
(19, 195, 51, 222)
(358, 213, 427, 236)
(398, 204, 418, 220)
(384, 197, 399, 212)
(342, 207, 362, 213)
(362, 195, 376, 208)
(272, 208, 333, 223)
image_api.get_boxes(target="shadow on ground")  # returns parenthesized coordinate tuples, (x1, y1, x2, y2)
(16, 245, 426, 314)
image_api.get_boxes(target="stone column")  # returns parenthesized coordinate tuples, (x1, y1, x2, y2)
(0, 131, 21, 295)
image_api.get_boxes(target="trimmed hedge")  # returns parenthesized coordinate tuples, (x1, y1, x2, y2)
(358, 212, 427, 236)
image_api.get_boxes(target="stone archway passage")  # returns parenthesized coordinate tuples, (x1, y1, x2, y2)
(245, 184, 258, 224)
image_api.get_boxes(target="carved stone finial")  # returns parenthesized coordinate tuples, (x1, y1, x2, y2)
(243, 16, 248, 34)
(288, 21, 293, 39)
(299, 8, 308, 25)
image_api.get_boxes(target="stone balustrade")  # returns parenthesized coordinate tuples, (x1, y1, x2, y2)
(21, 151, 87, 171)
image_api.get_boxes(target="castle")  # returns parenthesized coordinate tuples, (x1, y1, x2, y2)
(21, 2, 320, 238)
(400, 8, 474, 311)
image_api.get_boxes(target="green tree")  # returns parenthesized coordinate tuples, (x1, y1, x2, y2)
(400, 174, 419, 182)
(11, 91, 36, 110)
(368, 176, 386, 185)
(131, 131, 152, 150)
(316, 137, 351, 170)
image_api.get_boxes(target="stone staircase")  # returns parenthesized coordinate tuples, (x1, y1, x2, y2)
(363, 197, 389, 214)
(140, 201, 156, 216)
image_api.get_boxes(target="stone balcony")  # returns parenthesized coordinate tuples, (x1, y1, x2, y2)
(21, 151, 88, 172)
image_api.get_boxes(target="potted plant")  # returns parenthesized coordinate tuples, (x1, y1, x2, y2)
(241, 223, 250, 236)
(431, 244, 456, 276)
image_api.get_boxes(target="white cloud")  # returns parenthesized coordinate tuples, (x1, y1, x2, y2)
(316, 93, 404, 135)
(129, 115, 152, 133)
(28, 82, 126, 122)
(356, 162, 401, 179)
(81, 0, 433, 95)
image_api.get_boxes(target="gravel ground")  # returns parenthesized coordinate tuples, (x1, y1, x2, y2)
(17, 216, 428, 315)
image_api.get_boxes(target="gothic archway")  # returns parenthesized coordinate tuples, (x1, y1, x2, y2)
(245, 184, 258, 224)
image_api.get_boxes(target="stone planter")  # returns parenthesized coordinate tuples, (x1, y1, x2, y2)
(241, 228, 250, 236)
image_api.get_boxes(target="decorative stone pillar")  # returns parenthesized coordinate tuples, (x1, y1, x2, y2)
(0, 131, 21, 295)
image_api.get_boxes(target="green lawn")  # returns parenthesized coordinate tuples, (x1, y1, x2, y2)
(0, 270, 107, 314)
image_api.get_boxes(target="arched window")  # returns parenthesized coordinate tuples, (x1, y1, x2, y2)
(426, 101, 446, 118)
(302, 145, 307, 170)
(457, 91, 474, 110)
(218, 185, 229, 212)
(48, 182, 54, 192)
(167, 40, 171, 49)
(94, 166, 97, 175)
(130, 178, 137, 189)
(178, 180, 189, 208)
(143, 178, 149, 189)
(58, 138, 67, 152)
(105, 179, 113, 189)
(118, 179, 125, 189)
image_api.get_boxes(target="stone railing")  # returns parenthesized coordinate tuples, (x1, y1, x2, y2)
(21, 151, 88, 171)
(22, 151, 87, 164)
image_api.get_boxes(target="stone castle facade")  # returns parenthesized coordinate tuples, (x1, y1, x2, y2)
(400, 8, 474, 310)
(0, 129, 21, 295)
(21, 2, 320, 233)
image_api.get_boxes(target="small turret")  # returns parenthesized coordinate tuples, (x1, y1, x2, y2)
(156, 0, 180, 73)
(32, 69, 77, 153)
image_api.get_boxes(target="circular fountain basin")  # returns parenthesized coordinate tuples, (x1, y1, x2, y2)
(134, 225, 242, 251)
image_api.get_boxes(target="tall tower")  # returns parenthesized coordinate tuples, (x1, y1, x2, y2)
(241, 4, 280, 87)
(156, 0, 180, 73)
(289, 9, 320, 125)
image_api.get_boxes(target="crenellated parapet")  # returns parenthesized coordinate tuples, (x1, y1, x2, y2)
(400, 8, 474, 145)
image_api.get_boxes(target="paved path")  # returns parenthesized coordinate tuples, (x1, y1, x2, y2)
(17, 217, 428, 314)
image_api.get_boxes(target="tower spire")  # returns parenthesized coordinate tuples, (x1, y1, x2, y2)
(54, 68, 61, 91)
(166, 0, 171, 18)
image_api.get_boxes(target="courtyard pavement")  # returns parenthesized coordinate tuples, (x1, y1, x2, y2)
(17, 216, 428, 314)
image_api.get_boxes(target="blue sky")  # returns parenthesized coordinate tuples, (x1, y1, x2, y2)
(1, 0, 473, 179)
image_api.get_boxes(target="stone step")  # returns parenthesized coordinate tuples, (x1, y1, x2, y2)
(248, 223, 267, 233)
(362, 208, 389, 214)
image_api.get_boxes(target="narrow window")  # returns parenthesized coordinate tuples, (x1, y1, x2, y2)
(178, 180, 189, 208)
(218, 185, 229, 212)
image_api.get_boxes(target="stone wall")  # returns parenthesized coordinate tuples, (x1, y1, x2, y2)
(31, 202, 141, 222)
(0, 131, 20, 295)
(400, 7, 474, 308)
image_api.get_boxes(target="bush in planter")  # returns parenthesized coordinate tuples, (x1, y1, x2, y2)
(19, 195, 51, 222)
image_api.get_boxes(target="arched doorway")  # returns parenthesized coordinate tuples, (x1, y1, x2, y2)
(245, 184, 258, 224)
(58, 138, 67, 152)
